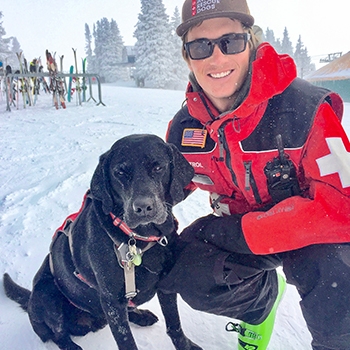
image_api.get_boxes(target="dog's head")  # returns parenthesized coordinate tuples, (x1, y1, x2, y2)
(90, 134, 194, 229)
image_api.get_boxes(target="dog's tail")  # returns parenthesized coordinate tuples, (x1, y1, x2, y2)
(3, 273, 30, 311)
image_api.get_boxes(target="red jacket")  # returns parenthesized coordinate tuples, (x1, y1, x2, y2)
(166, 43, 350, 254)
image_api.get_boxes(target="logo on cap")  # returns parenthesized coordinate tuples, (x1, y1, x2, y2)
(192, 0, 197, 16)
(192, 0, 221, 16)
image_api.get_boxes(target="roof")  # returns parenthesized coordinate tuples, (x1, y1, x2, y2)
(305, 51, 350, 82)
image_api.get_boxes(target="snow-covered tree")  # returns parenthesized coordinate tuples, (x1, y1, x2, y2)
(134, 0, 174, 89)
(0, 12, 12, 65)
(105, 19, 125, 81)
(169, 6, 189, 88)
(274, 38, 282, 54)
(4, 37, 21, 69)
(9, 37, 21, 55)
(264, 26, 314, 77)
(265, 28, 282, 53)
(294, 35, 314, 78)
(93, 18, 124, 82)
(84, 23, 94, 73)
(265, 28, 276, 47)
(281, 27, 294, 56)
(93, 18, 110, 80)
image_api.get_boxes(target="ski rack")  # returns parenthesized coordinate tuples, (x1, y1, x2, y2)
(4, 72, 106, 112)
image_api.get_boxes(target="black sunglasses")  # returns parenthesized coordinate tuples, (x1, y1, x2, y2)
(184, 33, 250, 60)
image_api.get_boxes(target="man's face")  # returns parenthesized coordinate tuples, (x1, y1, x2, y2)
(186, 17, 250, 112)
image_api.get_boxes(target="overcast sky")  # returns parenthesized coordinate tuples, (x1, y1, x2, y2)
(1, 0, 348, 70)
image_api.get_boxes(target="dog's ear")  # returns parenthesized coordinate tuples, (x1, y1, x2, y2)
(90, 150, 114, 214)
(167, 143, 194, 205)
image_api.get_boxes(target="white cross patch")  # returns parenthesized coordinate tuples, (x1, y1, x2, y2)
(316, 137, 350, 188)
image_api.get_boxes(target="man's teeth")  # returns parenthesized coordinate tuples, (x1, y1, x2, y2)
(210, 70, 231, 78)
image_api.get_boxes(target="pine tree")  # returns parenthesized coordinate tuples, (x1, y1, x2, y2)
(105, 19, 125, 82)
(93, 18, 110, 81)
(263, 26, 314, 77)
(294, 35, 314, 78)
(134, 0, 174, 89)
(281, 27, 294, 57)
(169, 6, 189, 88)
(84, 23, 94, 73)
(10, 37, 21, 55)
(92, 18, 125, 82)
(265, 28, 276, 47)
(4, 37, 21, 69)
(0, 12, 12, 66)
(264, 27, 282, 54)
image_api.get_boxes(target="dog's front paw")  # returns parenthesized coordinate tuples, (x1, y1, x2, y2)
(185, 339, 203, 350)
(56, 339, 83, 350)
(168, 328, 203, 350)
(172, 337, 203, 350)
(128, 307, 159, 327)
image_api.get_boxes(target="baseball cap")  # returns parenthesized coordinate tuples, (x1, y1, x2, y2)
(177, 0, 255, 37)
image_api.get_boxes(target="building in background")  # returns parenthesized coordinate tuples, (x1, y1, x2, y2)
(305, 51, 350, 102)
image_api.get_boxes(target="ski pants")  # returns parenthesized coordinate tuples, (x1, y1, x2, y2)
(158, 238, 350, 350)
(282, 243, 350, 350)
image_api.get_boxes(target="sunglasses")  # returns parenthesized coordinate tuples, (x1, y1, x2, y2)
(184, 33, 250, 60)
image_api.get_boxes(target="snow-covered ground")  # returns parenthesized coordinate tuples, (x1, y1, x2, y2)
(1, 84, 348, 349)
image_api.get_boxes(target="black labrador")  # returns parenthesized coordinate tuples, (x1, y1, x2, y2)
(3, 134, 201, 350)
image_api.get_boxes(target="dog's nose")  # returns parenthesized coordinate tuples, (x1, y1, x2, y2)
(133, 197, 155, 216)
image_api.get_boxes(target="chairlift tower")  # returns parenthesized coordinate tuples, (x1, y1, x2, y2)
(319, 52, 343, 63)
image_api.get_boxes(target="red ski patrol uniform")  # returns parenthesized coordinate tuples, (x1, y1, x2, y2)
(167, 43, 349, 254)
(165, 42, 350, 349)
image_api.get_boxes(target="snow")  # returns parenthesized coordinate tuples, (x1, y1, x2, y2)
(1, 84, 349, 350)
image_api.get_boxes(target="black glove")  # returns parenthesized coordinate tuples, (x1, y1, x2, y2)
(180, 214, 252, 254)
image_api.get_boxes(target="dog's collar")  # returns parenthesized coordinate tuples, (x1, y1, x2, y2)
(109, 213, 169, 300)
(110, 213, 167, 244)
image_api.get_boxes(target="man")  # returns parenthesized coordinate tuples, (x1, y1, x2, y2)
(165, 0, 350, 349)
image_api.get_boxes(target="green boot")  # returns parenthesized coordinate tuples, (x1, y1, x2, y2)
(226, 273, 286, 350)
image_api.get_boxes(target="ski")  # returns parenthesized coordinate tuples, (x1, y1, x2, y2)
(30, 58, 40, 105)
(6, 65, 17, 109)
(67, 65, 74, 102)
(72, 48, 81, 105)
(0, 60, 4, 105)
(38, 58, 50, 94)
(46, 50, 66, 109)
(3, 63, 15, 111)
(13, 67, 20, 109)
(16, 52, 27, 108)
(23, 57, 34, 106)
(59, 55, 67, 94)
(82, 57, 87, 102)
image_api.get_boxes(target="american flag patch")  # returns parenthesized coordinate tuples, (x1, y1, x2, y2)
(181, 128, 207, 148)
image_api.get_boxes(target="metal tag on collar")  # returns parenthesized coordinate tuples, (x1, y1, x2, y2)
(158, 236, 168, 247)
(116, 243, 128, 267)
(127, 238, 142, 266)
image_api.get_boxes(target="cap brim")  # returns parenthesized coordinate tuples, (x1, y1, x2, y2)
(176, 12, 254, 37)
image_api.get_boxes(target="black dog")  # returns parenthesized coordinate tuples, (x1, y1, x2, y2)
(3, 134, 201, 350)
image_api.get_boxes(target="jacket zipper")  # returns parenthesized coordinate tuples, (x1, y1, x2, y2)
(217, 122, 262, 205)
(217, 122, 238, 187)
(244, 161, 251, 191)
(243, 161, 262, 204)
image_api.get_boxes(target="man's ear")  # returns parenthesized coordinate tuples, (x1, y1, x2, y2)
(90, 150, 114, 214)
(167, 143, 194, 205)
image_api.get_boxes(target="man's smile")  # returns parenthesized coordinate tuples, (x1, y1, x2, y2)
(209, 70, 233, 79)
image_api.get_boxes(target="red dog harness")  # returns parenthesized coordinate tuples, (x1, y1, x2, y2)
(51, 191, 169, 299)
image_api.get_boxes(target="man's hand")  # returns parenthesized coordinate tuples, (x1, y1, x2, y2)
(180, 214, 252, 254)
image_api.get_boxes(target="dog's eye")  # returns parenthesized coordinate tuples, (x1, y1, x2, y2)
(153, 165, 164, 173)
(114, 168, 128, 178)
